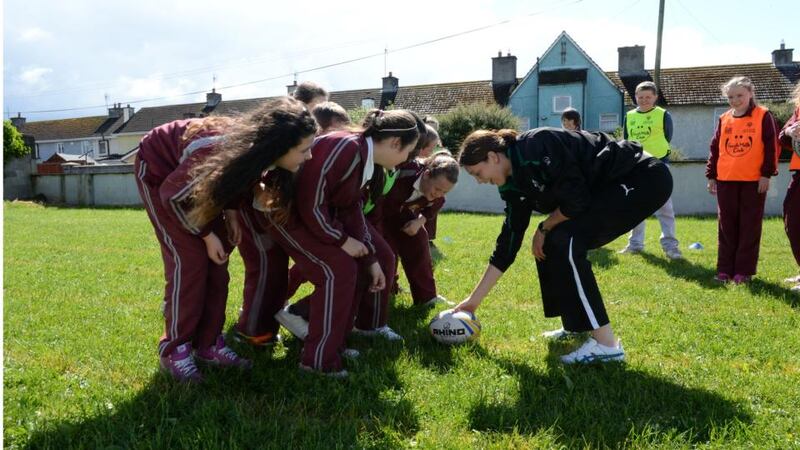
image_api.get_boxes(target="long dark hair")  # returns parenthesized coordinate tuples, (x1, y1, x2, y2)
(187, 96, 317, 227)
(360, 109, 422, 207)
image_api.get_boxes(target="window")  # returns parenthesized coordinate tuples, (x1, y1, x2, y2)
(361, 98, 375, 109)
(519, 117, 531, 132)
(599, 113, 619, 132)
(82, 141, 94, 155)
(98, 140, 108, 156)
(552, 95, 571, 113)
(57, 143, 65, 153)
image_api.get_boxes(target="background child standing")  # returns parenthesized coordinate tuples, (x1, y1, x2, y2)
(779, 84, 800, 290)
(619, 81, 683, 260)
(706, 76, 779, 284)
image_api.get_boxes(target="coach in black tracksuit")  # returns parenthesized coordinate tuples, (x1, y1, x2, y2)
(454, 127, 672, 364)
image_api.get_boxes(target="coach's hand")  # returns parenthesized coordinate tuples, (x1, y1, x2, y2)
(203, 232, 229, 265)
(367, 262, 386, 292)
(454, 297, 479, 313)
(341, 237, 368, 258)
(532, 228, 547, 261)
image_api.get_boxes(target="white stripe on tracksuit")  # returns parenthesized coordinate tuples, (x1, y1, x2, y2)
(567, 237, 600, 329)
(138, 161, 183, 356)
(312, 136, 359, 242)
(239, 210, 269, 335)
(269, 219, 337, 370)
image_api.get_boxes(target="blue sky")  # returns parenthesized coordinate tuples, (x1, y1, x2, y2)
(3, 0, 796, 121)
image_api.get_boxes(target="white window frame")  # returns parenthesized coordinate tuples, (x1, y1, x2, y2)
(82, 140, 94, 155)
(361, 98, 375, 109)
(599, 113, 619, 132)
(519, 117, 531, 132)
(98, 140, 109, 156)
(552, 95, 572, 113)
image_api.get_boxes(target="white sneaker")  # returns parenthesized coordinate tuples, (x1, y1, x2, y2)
(784, 275, 800, 284)
(423, 295, 454, 307)
(353, 325, 404, 341)
(275, 306, 309, 340)
(541, 327, 574, 340)
(342, 348, 360, 359)
(560, 338, 625, 364)
(299, 363, 348, 379)
(618, 246, 642, 255)
(665, 248, 684, 260)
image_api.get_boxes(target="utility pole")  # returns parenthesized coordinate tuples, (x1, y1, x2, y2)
(654, 0, 665, 93)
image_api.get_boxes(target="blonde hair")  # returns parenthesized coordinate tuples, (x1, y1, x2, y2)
(722, 76, 755, 97)
(791, 83, 800, 108)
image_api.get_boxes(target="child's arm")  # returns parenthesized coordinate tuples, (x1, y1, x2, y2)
(664, 111, 674, 143)
(779, 108, 800, 146)
(760, 110, 779, 178)
(705, 117, 722, 181)
(622, 115, 628, 140)
(158, 147, 218, 237)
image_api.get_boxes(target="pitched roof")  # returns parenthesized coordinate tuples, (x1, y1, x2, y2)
(115, 80, 498, 134)
(606, 62, 800, 106)
(19, 116, 108, 141)
(43, 152, 96, 164)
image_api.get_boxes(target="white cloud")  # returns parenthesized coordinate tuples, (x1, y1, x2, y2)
(19, 27, 52, 42)
(19, 67, 53, 86)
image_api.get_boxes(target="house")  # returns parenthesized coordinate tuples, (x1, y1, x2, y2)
(508, 31, 799, 159)
(12, 104, 134, 161)
(36, 152, 96, 175)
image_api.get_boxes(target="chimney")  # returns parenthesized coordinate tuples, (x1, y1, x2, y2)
(122, 104, 134, 122)
(380, 72, 399, 109)
(618, 45, 646, 76)
(205, 89, 221, 109)
(287, 80, 297, 95)
(491, 51, 517, 106)
(108, 102, 123, 118)
(10, 113, 26, 130)
(772, 41, 794, 67)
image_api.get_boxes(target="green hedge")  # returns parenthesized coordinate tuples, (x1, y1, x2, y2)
(438, 103, 521, 153)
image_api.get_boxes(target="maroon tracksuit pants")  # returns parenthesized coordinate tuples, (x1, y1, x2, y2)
(784, 172, 800, 268)
(285, 223, 397, 330)
(715, 180, 767, 277)
(234, 206, 289, 338)
(385, 222, 437, 305)
(135, 158, 230, 357)
(267, 221, 361, 372)
(353, 222, 396, 330)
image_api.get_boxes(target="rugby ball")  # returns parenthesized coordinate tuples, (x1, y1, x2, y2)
(429, 309, 481, 344)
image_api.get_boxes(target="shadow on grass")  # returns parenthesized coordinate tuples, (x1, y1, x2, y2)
(468, 341, 752, 448)
(24, 332, 419, 449)
(390, 299, 462, 374)
(639, 252, 799, 307)
(639, 252, 727, 290)
(588, 247, 619, 270)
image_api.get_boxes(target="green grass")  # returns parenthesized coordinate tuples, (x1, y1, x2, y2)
(4, 200, 800, 449)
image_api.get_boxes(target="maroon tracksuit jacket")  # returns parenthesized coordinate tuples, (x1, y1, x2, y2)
(379, 161, 444, 304)
(135, 119, 232, 357)
(267, 131, 378, 372)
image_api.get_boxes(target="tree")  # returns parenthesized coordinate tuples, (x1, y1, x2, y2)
(437, 103, 521, 152)
(3, 120, 32, 161)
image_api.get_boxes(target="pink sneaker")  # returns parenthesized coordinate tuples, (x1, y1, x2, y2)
(733, 274, 751, 284)
(160, 343, 203, 383)
(714, 273, 731, 283)
(195, 335, 253, 369)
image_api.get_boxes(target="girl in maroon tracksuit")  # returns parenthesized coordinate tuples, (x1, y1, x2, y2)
(381, 153, 459, 306)
(268, 109, 421, 377)
(135, 97, 316, 382)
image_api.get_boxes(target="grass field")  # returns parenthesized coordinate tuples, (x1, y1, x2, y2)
(3, 201, 800, 449)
